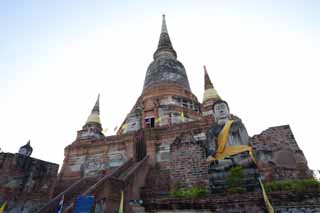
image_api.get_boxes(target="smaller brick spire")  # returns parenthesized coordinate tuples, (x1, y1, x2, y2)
(204, 65, 214, 90)
(203, 66, 220, 103)
(86, 94, 101, 124)
(78, 94, 104, 140)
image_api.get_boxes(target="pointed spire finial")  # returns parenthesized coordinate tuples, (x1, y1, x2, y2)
(92, 94, 100, 114)
(204, 65, 208, 74)
(86, 94, 101, 124)
(204, 65, 214, 90)
(203, 66, 220, 103)
(161, 14, 168, 33)
(153, 15, 177, 59)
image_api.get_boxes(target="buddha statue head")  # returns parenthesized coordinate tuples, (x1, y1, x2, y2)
(212, 100, 230, 124)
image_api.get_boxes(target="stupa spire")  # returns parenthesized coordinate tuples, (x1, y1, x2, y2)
(153, 14, 177, 59)
(86, 94, 101, 124)
(203, 66, 220, 103)
(143, 15, 191, 91)
(161, 14, 168, 33)
(204, 65, 214, 90)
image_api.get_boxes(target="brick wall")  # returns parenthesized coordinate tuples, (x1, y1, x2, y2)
(251, 125, 312, 181)
(141, 191, 320, 213)
(170, 132, 208, 188)
(0, 152, 58, 212)
(60, 133, 135, 180)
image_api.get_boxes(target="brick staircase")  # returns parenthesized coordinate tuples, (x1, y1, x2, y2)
(37, 156, 149, 213)
(37, 159, 134, 213)
(62, 177, 98, 211)
(65, 156, 149, 212)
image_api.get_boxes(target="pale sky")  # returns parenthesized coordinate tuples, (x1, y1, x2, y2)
(1, 0, 319, 171)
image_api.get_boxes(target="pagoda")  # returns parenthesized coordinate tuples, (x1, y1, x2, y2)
(10, 15, 315, 213)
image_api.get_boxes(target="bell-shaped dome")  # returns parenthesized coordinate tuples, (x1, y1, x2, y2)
(143, 57, 190, 91)
(143, 15, 191, 92)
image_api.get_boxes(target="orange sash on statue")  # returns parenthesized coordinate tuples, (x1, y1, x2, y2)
(208, 119, 256, 163)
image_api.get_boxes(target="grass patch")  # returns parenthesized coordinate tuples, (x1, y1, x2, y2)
(265, 179, 320, 193)
(170, 185, 208, 199)
(227, 166, 246, 193)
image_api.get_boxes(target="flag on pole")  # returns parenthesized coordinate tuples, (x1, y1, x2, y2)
(180, 112, 185, 122)
(155, 116, 162, 123)
(118, 191, 124, 213)
(121, 123, 128, 130)
(0, 201, 7, 213)
(56, 195, 64, 213)
(74, 196, 94, 213)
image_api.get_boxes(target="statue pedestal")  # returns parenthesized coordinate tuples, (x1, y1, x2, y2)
(208, 151, 259, 194)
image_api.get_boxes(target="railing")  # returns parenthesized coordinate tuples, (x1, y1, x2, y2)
(44, 157, 149, 213)
(63, 159, 134, 212)
(37, 177, 86, 213)
(120, 156, 149, 183)
(83, 158, 134, 196)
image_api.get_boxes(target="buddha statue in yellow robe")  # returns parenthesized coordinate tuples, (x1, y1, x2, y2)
(206, 100, 259, 193)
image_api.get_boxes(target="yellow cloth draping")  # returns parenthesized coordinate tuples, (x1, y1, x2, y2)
(118, 191, 124, 213)
(217, 119, 234, 153)
(0, 201, 7, 213)
(259, 178, 275, 213)
(208, 119, 256, 164)
(214, 145, 256, 164)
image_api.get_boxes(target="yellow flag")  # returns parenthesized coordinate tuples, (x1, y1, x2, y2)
(0, 201, 7, 213)
(119, 191, 124, 213)
(155, 116, 161, 123)
(180, 112, 185, 122)
(121, 123, 128, 130)
(259, 178, 274, 213)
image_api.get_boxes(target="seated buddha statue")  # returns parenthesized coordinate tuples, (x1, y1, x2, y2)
(206, 100, 259, 193)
